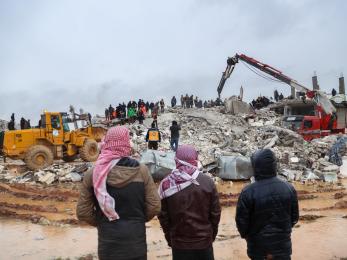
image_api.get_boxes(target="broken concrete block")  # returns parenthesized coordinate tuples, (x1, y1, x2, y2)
(140, 150, 176, 181)
(36, 171, 56, 185)
(323, 165, 340, 172)
(323, 172, 338, 183)
(217, 155, 253, 180)
(339, 157, 347, 177)
(290, 157, 299, 163)
(68, 172, 82, 182)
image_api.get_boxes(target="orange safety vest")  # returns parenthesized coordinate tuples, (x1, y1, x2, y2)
(148, 130, 159, 141)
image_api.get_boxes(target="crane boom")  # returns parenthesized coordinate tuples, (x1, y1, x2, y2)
(217, 53, 336, 114)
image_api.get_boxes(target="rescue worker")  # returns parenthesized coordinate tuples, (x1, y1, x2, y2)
(145, 122, 161, 150)
(236, 149, 299, 260)
(158, 145, 221, 260)
(76, 126, 161, 260)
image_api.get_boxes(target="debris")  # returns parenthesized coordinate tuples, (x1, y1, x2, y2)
(2, 162, 91, 184)
(34, 235, 45, 241)
(67, 172, 82, 182)
(334, 192, 345, 199)
(2, 105, 347, 184)
(35, 171, 56, 185)
(299, 215, 325, 221)
(217, 155, 253, 180)
(140, 150, 176, 181)
(224, 96, 252, 115)
(335, 200, 347, 209)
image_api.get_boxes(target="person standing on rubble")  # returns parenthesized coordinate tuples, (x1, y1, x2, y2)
(181, 95, 185, 108)
(76, 126, 161, 260)
(185, 94, 189, 108)
(158, 144, 221, 260)
(169, 121, 181, 151)
(274, 89, 279, 102)
(160, 99, 165, 113)
(171, 96, 177, 108)
(279, 93, 284, 101)
(235, 149, 299, 260)
(105, 108, 110, 121)
(145, 122, 161, 150)
(138, 107, 145, 124)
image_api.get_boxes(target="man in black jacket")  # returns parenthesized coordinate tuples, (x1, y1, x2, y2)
(169, 121, 181, 151)
(236, 149, 299, 260)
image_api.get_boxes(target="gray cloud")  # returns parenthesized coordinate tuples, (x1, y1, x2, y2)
(0, 0, 346, 121)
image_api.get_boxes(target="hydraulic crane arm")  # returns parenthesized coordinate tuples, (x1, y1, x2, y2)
(217, 53, 336, 114)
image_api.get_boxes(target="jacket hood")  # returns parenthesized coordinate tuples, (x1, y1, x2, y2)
(106, 165, 141, 187)
(251, 149, 277, 180)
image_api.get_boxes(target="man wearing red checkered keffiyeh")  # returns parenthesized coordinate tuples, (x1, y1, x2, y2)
(159, 144, 200, 199)
(77, 126, 161, 260)
(158, 144, 221, 260)
(93, 126, 132, 221)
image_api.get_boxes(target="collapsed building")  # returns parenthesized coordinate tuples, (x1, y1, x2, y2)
(1, 103, 346, 185)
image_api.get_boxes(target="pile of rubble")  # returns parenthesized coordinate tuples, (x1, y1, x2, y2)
(0, 105, 346, 185)
(0, 162, 91, 185)
(0, 119, 8, 131)
(128, 107, 345, 183)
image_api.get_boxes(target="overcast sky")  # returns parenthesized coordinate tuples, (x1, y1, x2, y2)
(0, 0, 346, 123)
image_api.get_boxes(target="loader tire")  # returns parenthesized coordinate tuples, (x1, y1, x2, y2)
(62, 154, 78, 162)
(25, 145, 54, 170)
(79, 139, 99, 162)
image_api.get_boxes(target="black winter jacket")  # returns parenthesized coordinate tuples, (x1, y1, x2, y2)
(235, 149, 299, 258)
(170, 125, 181, 139)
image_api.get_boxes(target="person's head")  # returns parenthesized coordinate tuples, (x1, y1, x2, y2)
(251, 149, 277, 180)
(172, 120, 177, 126)
(175, 145, 198, 174)
(101, 126, 131, 156)
(151, 122, 156, 128)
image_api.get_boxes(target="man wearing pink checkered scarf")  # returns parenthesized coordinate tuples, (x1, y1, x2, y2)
(77, 126, 161, 260)
(158, 145, 221, 260)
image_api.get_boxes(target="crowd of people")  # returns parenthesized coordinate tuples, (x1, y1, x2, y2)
(104, 98, 165, 124)
(77, 126, 299, 260)
(170, 94, 223, 109)
(250, 96, 272, 109)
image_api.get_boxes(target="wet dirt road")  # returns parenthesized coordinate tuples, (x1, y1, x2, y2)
(0, 179, 347, 259)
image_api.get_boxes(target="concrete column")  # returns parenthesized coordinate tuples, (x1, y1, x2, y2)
(291, 86, 296, 99)
(312, 71, 319, 90)
(339, 74, 345, 94)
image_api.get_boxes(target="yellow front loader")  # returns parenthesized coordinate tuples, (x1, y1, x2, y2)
(0, 112, 106, 170)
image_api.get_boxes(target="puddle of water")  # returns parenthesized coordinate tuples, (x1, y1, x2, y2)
(0, 218, 97, 260)
(0, 179, 346, 259)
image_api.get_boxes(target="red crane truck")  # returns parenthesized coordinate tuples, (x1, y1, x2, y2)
(217, 53, 344, 141)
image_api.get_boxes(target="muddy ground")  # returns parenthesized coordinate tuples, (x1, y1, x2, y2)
(0, 172, 347, 260)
